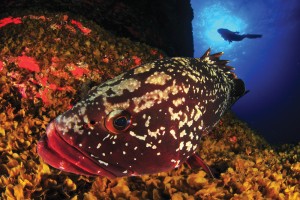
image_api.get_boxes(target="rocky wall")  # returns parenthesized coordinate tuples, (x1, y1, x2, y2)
(0, 0, 194, 57)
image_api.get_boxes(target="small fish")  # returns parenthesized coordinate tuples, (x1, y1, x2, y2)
(37, 49, 246, 178)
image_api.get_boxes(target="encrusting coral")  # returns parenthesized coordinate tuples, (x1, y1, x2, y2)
(0, 11, 299, 200)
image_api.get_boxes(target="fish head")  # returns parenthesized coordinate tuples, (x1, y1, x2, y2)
(38, 63, 186, 178)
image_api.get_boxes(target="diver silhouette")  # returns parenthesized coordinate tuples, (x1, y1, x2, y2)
(217, 28, 262, 43)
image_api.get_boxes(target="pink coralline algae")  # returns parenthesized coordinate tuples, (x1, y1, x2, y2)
(0, 17, 22, 28)
(14, 83, 28, 98)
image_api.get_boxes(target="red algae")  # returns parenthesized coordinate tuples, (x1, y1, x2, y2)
(17, 56, 40, 72)
(0, 16, 22, 28)
(65, 24, 77, 34)
(71, 19, 92, 35)
(36, 88, 51, 104)
(0, 60, 3, 71)
(0, 13, 161, 109)
(69, 64, 90, 78)
(132, 55, 142, 66)
(150, 49, 158, 55)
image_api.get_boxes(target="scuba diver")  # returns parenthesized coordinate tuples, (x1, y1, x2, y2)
(218, 28, 262, 43)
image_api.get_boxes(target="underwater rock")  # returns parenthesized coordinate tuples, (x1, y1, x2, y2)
(0, 0, 194, 57)
(0, 11, 299, 200)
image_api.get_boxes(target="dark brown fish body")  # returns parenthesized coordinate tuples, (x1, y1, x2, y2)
(37, 49, 246, 178)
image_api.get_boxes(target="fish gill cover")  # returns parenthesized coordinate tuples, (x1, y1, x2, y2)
(0, 11, 299, 200)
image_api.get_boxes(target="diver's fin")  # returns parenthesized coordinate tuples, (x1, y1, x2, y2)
(245, 34, 262, 39)
(185, 154, 215, 178)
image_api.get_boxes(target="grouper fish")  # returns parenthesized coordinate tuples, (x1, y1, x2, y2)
(37, 49, 246, 178)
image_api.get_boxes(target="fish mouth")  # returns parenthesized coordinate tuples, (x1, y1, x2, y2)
(37, 121, 129, 178)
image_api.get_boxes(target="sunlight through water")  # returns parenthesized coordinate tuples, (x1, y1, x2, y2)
(193, 3, 247, 53)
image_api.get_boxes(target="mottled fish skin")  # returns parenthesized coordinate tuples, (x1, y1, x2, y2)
(37, 49, 246, 178)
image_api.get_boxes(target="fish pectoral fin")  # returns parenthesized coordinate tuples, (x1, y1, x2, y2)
(185, 154, 215, 178)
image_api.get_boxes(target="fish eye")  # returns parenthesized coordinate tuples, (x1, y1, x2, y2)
(105, 110, 132, 134)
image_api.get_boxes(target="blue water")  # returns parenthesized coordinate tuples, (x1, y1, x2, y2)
(191, 0, 300, 144)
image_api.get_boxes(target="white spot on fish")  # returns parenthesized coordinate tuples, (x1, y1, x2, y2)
(103, 134, 110, 141)
(134, 63, 155, 75)
(179, 130, 186, 138)
(186, 141, 193, 152)
(189, 132, 194, 140)
(130, 131, 147, 141)
(170, 129, 177, 139)
(169, 107, 181, 121)
(98, 160, 109, 166)
(179, 141, 184, 150)
(145, 71, 171, 85)
(193, 144, 198, 151)
(148, 128, 160, 139)
(79, 106, 86, 115)
(172, 97, 185, 107)
(145, 116, 151, 127)
(132, 81, 180, 113)
(187, 120, 193, 127)
(112, 78, 141, 94)
(91, 154, 99, 158)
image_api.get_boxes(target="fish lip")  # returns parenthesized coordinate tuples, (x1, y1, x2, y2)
(37, 121, 125, 178)
(37, 134, 98, 176)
